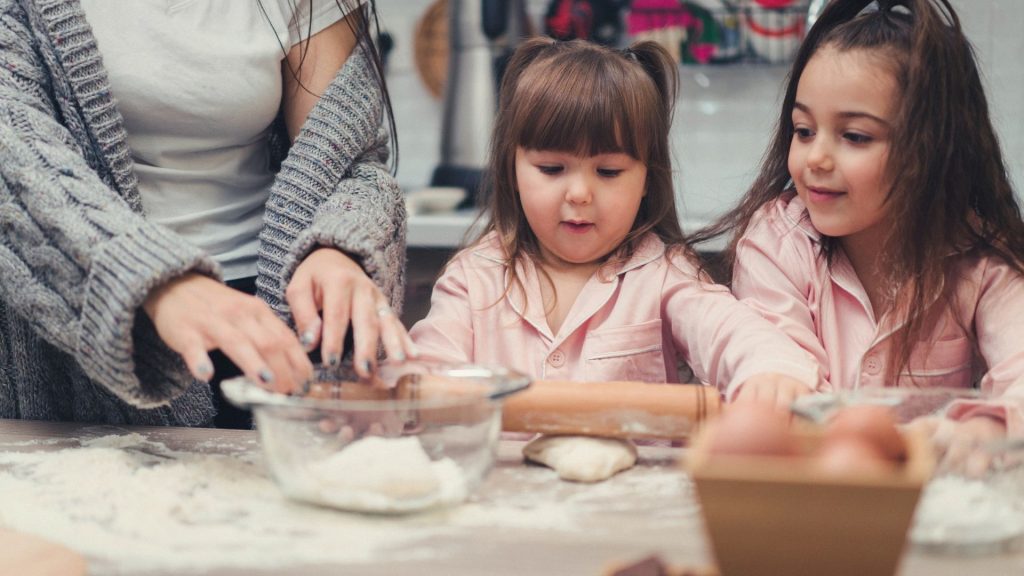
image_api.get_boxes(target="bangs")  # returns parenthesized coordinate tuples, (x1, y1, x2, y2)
(510, 54, 652, 161)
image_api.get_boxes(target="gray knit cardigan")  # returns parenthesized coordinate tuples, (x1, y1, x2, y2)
(0, 0, 406, 425)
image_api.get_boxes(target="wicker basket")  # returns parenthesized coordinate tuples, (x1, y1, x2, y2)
(413, 0, 448, 99)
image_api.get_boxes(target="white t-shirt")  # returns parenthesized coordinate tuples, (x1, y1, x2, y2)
(81, 0, 353, 280)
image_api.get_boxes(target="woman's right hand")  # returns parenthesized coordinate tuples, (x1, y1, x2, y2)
(143, 273, 313, 393)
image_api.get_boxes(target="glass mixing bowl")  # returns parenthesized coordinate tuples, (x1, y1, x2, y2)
(222, 361, 530, 514)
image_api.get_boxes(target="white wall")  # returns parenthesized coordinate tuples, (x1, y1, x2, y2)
(953, 0, 1024, 191)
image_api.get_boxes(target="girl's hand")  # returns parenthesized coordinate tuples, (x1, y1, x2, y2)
(733, 373, 814, 410)
(143, 273, 313, 393)
(287, 248, 416, 377)
(905, 414, 1007, 477)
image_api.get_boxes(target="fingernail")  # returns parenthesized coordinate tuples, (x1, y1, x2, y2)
(196, 361, 213, 380)
(362, 359, 373, 374)
(259, 369, 275, 385)
(327, 354, 340, 367)
(300, 330, 316, 349)
(393, 350, 407, 362)
(408, 343, 420, 358)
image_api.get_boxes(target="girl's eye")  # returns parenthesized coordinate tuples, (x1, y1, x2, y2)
(844, 132, 873, 144)
(538, 165, 562, 175)
(793, 127, 814, 140)
(597, 168, 623, 177)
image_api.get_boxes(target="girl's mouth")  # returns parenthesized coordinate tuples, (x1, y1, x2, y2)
(807, 187, 845, 202)
(561, 221, 594, 234)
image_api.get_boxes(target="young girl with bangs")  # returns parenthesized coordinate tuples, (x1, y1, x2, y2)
(693, 0, 1024, 472)
(410, 38, 820, 399)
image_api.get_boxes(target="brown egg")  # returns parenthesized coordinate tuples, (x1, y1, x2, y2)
(707, 403, 797, 458)
(816, 437, 896, 476)
(826, 405, 907, 463)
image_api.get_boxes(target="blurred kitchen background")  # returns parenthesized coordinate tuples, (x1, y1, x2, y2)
(373, 0, 1024, 325)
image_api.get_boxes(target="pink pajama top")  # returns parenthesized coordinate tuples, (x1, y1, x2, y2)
(409, 232, 820, 399)
(733, 193, 1024, 430)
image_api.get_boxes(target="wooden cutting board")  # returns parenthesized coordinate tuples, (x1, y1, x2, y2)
(0, 528, 86, 576)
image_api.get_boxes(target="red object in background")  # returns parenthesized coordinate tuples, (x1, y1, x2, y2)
(754, 0, 798, 8)
(546, 0, 595, 40)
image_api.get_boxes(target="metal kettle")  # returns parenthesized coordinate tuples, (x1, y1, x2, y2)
(431, 0, 528, 207)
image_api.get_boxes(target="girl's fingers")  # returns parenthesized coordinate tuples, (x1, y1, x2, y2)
(941, 435, 973, 474)
(965, 450, 994, 478)
(751, 383, 767, 404)
(777, 387, 795, 411)
(319, 282, 353, 367)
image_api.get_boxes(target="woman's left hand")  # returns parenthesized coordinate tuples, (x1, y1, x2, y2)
(287, 247, 417, 377)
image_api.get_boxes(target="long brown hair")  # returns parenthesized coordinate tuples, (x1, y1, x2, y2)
(477, 37, 685, 304)
(691, 0, 1024, 383)
(259, 0, 397, 173)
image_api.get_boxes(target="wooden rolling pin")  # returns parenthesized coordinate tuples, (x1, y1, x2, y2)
(502, 380, 721, 441)
(0, 528, 86, 576)
(307, 377, 721, 441)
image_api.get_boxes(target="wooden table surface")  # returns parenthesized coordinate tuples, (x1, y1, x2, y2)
(0, 419, 1021, 576)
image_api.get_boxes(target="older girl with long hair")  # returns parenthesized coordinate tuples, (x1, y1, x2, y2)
(693, 0, 1024, 472)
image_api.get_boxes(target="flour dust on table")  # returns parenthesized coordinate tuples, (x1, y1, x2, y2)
(0, 431, 693, 575)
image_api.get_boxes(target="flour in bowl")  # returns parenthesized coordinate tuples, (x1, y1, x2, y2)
(300, 436, 468, 513)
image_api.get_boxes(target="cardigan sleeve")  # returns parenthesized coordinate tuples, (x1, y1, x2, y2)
(257, 46, 406, 319)
(0, 0, 219, 407)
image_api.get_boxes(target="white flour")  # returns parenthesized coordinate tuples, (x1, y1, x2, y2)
(911, 473, 1024, 550)
(0, 433, 691, 575)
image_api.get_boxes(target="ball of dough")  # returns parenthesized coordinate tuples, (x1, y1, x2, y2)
(523, 435, 637, 483)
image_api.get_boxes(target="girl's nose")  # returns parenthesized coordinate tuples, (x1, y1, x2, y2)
(565, 175, 592, 205)
(806, 138, 833, 172)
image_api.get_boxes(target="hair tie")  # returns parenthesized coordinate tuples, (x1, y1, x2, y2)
(621, 47, 638, 62)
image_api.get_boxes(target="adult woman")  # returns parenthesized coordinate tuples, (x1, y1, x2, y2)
(0, 0, 412, 427)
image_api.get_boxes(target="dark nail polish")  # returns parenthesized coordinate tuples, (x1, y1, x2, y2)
(362, 360, 373, 374)
(258, 369, 275, 384)
(300, 330, 315, 347)
(197, 362, 213, 379)
(328, 354, 340, 367)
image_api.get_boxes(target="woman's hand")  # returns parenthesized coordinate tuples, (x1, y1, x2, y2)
(287, 247, 417, 377)
(143, 273, 313, 393)
(733, 373, 814, 410)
